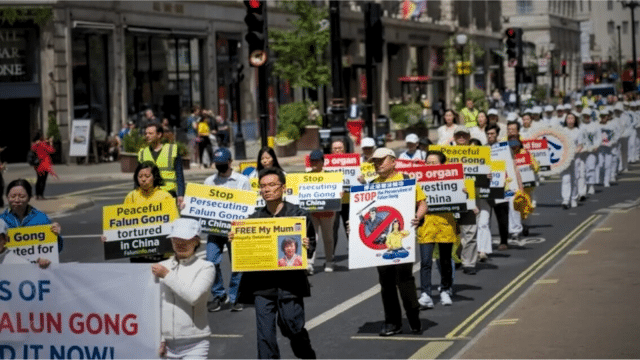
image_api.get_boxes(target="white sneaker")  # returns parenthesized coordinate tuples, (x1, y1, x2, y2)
(324, 263, 334, 273)
(418, 292, 434, 309)
(440, 290, 452, 306)
(571, 200, 577, 208)
(588, 185, 595, 195)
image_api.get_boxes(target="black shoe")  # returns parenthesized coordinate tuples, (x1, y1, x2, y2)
(408, 314, 422, 334)
(522, 225, 529, 237)
(379, 324, 402, 337)
(230, 302, 244, 312)
(207, 298, 222, 312)
(462, 267, 477, 275)
(562, 203, 569, 209)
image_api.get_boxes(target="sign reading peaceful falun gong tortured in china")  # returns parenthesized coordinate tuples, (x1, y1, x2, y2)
(6, 225, 59, 264)
(429, 145, 492, 197)
(181, 183, 257, 235)
(230, 217, 307, 272)
(102, 198, 178, 260)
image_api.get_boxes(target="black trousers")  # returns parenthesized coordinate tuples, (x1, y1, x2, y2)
(377, 263, 420, 327)
(198, 136, 214, 164)
(489, 201, 510, 245)
(254, 295, 315, 359)
(35, 172, 48, 197)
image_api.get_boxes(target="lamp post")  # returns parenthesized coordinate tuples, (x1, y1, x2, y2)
(621, 0, 639, 87)
(617, 25, 623, 80)
(456, 33, 468, 105)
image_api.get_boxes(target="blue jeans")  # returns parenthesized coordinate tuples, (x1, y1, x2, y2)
(207, 235, 242, 303)
(419, 243, 453, 295)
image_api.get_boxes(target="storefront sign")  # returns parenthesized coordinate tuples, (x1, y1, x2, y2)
(69, 120, 92, 157)
(0, 28, 35, 82)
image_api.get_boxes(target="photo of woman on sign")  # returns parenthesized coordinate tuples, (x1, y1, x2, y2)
(278, 236, 303, 267)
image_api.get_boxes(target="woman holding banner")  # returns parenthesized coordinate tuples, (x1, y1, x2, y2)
(0, 179, 62, 268)
(153, 218, 215, 359)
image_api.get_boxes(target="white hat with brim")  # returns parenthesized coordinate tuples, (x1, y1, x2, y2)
(487, 109, 499, 116)
(361, 137, 375, 148)
(454, 125, 470, 135)
(169, 218, 202, 240)
(370, 148, 396, 160)
(532, 106, 542, 114)
(405, 133, 419, 143)
(506, 113, 518, 121)
(544, 105, 554, 112)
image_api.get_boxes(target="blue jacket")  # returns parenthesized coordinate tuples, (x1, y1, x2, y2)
(0, 206, 63, 252)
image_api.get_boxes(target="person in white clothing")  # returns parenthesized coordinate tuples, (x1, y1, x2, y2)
(550, 104, 566, 128)
(613, 103, 631, 172)
(399, 133, 427, 161)
(436, 110, 459, 145)
(579, 108, 601, 196)
(154, 218, 215, 359)
(560, 113, 583, 209)
(469, 111, 489, 144)
(541, 105, 554, 126)
(519, 113, 538, 139)
(595, 108, 618, 187)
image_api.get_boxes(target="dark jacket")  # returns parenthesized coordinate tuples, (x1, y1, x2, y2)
(237, 201, 316, 304)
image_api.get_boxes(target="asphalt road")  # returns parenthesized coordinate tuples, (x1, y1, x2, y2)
(45, 165, 640, 359)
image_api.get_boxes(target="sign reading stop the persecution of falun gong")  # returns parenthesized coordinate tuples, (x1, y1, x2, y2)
(398, 163, 467, 213)
(102, 198, 178, 260)
(348, 179, 416, 270)
(5, 225, 58, 264)
(429, 145, 492, 197)
(286, 172, 343, 212)
(0, 264, 160, 359)
(230, 217, 307, 272)
(181, 183, 256, 235)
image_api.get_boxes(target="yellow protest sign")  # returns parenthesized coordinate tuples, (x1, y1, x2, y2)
(6, 225, 58, 264)
(181, 183, 257, 235)
(231, 217, 307, 272)
(360, 162, 377, 182)
(489, 160, 506, 199)
(239, 161, 257, 175)
(290, 172, 343, 211)
(102, 198, 179, 260)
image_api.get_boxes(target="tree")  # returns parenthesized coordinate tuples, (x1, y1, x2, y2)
(442, 36, 485, 111)
(269, 1, 330, 98)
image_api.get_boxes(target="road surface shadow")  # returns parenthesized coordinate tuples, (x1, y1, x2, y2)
(357, 319, 438, 334)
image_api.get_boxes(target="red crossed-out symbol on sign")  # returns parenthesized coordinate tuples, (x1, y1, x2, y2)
(359, 205, 404, 250)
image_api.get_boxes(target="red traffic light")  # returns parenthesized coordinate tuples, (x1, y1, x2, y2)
(505, 28, 515, 38)
(247, 0, 260, 9)
(561, 60, 567, 66)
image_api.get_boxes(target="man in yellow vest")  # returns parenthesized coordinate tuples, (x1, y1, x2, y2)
(460, 99, 479, 127)
(138, 123, 185, 207)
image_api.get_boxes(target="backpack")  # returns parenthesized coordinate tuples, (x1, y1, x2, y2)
(27, 150, 40, 166)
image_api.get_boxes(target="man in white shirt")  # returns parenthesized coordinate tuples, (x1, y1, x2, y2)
(398, 133, 426, 161)
(204, 147, 251, 312)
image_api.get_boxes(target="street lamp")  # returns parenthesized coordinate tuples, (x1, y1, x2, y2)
(618, 25, 623, 81)
(621, 0, 639, 88)
(456, 34, 468, 104)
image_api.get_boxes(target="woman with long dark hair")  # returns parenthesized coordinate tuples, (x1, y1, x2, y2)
(248, 147, 285, 178)
(31, 131, 57, 200)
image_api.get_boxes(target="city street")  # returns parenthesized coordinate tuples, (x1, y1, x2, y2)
(42, 162, 640, 359)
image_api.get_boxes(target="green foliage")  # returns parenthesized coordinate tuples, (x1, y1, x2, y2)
(532, 85, 548, 104)
(122, 129, 146, 154)
(270, 1, 331, 89)
(276, 101, 311, 141)
(453, 88, 489, 113)
(175, 141, 189, 157)
(46, 112, 60, 142)
(0, 6, 52, 26)
(442, 36, 485, 75)
(389, 103, 422, 127)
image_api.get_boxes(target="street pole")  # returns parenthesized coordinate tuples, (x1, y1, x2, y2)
(364, 3, 376, 138)
(618, 25, 623, 80)
(622, 0, 639, 88)
(233, 71, 246, 159)
(328, 1, 348, 151)
(460, 45, 466, 105)
(258, 5, 269, 148)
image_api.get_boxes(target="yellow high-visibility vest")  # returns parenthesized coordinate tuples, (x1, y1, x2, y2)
(138, 144, 178, 194)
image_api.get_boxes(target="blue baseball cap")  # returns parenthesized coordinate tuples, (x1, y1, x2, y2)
(213, 148, 232, 163)
(309, 149, 324, 161)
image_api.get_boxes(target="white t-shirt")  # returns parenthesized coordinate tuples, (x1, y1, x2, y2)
(437, 125, 457, 145)
(204, 171, 251, 191)
(398, 150, 426, 161)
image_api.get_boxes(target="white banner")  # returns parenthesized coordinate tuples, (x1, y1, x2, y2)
(0, 264, 160, 359)
(69, 119, 91, 157)
(348, 179, 416, 269)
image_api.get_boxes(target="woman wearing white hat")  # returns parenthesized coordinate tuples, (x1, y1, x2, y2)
(153, 218, 215, 359)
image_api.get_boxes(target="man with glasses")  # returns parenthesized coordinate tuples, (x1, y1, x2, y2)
(234, 168, 317, 359)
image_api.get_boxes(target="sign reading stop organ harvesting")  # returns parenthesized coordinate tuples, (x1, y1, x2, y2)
(305, 153, 361, 186)
(102, 199, 178, 260)
(181, 183, 256, 235)
(399, 163, 467, 213)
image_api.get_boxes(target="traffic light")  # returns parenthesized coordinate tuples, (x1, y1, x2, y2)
(244, 0, 266, 67)
(366, 3, 384, 63)
(505, 28, 517, 64)
(561, 60, 567, 75)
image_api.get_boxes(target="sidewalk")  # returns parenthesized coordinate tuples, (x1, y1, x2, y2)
(3, 136, 412, 217)
(456, 202, 640, 358)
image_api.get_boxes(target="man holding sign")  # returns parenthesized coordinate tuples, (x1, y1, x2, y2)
(203, 148, 251, 312)
(235, 168, 316, 359)
(367, 148, 427, 336)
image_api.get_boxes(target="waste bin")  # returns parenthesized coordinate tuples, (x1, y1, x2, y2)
(375, 115, 390, 137)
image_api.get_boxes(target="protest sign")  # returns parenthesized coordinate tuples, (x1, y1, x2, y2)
(181, 183, 256, 235)
(230, 217, 307, 272)
(305, 153, 361, 186)
(489, 160, 506, 199)
(360, 162, 377, 182)
(454, 179, 477, 225)
(5, 225, 58, 264)
(515, 153, 536, 188)
(399, 164, 467, 213)
(348, 179, 417, 269)
(295, 172, 343, 211)
(522, 139, 551, 171)
(429, 145, 492, 195)
(395, 159, 426, 170)
(491, 142, 519, 197)
(249, 178, 266, 208)
(102, 198, 178, 260)
(238, 161, 257, 177)
(0, 264, 160, 359)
